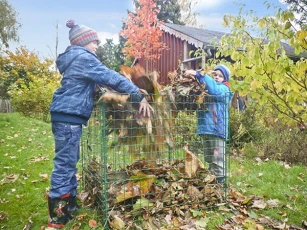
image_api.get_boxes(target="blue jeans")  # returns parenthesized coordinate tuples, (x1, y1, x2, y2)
(50, 122, 82, 198)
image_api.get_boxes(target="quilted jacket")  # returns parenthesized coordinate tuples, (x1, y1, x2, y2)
(196, 73, 233, 139)
(50, 46, 142, 124)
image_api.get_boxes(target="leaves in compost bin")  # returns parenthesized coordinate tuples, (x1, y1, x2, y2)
(195, 217, 209, 228)
(116, 173, 155, 203)
(82, 154, 228, 229)
(108, 214, 125, 230)
(183, 144, 205, 178)
(167, 67, 209, 112)
(142, 216, 161, 230)
(133, 197, 154, 210)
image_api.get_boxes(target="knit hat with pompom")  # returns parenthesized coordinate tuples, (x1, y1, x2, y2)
(66, 19, 101, 47)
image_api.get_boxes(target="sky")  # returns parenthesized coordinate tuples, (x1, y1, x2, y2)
(7, 0, 288, 59)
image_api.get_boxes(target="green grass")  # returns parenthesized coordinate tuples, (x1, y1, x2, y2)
(230, 157, 307, 226)
(0, 113, 54, 229)
(0, 113, 306, 229)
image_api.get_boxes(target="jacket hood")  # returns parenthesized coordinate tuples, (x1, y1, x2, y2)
(56, 46, 89, 74)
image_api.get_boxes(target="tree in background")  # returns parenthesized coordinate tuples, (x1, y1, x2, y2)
(219, 5, 307, 126)
(120, 0, 168, 73)
(96, 39, 124, 72)
(281, 0, 307, 29)
(132, 0, 199, 26)
(178, 0, 199, 27)
(133, 0, 185, 25)
(0, 47, 55, 98)
(0, 0, 21, 48)
(0, 47, 59, 120)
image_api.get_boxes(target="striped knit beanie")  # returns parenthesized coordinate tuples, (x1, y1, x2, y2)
(66, 19, 101, 46)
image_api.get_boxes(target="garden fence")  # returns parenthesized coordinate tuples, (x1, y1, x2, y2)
(81, 93, 231, 228)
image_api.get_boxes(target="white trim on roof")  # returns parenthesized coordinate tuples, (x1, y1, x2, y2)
(161, 24, 204, 48)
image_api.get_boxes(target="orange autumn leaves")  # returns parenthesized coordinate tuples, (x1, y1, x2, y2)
(119, 0, 168, 61)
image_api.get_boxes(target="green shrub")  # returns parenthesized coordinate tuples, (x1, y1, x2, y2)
(8, 74, 59, 122)
(230, 104, 307, 164)
(260, 125, 307, 165)
(229, 106, 266, 150)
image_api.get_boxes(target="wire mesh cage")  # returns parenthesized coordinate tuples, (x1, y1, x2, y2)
(81, 92, 231, 228)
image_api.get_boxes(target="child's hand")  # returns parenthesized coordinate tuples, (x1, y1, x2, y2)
(185, 69, 197, 76)
(139, 98, 154, 118)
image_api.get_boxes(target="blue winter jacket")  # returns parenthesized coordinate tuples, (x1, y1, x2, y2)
(196, 72, 233, 139)
(50, 46, 143, 125)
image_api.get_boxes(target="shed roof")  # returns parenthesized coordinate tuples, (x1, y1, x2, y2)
(161, 23, 307, 60)
(161, 23, 226, 48)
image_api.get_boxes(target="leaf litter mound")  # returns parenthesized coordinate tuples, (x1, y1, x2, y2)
(81, 146, 226, 230)
(80, 156, 306, 230)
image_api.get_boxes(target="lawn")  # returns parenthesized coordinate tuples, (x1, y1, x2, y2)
(0, 113, 306, 229)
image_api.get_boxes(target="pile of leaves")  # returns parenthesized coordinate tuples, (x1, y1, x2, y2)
(167, 68, 208, 112)
(81, 158, 306, 230)
(81, 145, 226, 229)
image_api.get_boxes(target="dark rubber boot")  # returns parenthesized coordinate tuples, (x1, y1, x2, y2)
(47, 193, 72, 229)
(67, 195, 80, 215)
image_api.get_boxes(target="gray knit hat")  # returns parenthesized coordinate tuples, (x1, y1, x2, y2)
(66, 19, 101, 46)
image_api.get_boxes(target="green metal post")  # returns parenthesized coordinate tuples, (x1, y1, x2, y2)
(101, 102, 109, 228)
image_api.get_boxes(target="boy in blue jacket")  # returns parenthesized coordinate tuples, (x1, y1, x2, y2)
(48, 20, 153, 228)
(186, 65, 233, 184)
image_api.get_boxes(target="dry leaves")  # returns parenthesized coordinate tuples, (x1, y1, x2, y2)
(82, 149, 225, 230)
(0, 174, 19, 185)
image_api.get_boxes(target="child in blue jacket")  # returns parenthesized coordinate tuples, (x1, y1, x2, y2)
(48, 19, 153, 228)
(186, 65, 233, 183)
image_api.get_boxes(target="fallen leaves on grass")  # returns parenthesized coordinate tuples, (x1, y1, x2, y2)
(217, 188, 305, 230)
(0, 212, 8, 221)
(0, 174, 19, 185)
(29, 154, 49, 163)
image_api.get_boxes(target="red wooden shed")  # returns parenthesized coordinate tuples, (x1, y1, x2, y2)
(138, 23, 306, 86)
(138, 23, 228, 85)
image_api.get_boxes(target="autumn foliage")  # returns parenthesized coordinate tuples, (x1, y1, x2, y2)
(220, 7, 307, 127)
(119, 0, 168, 67)
(0, 47, 59, 121)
